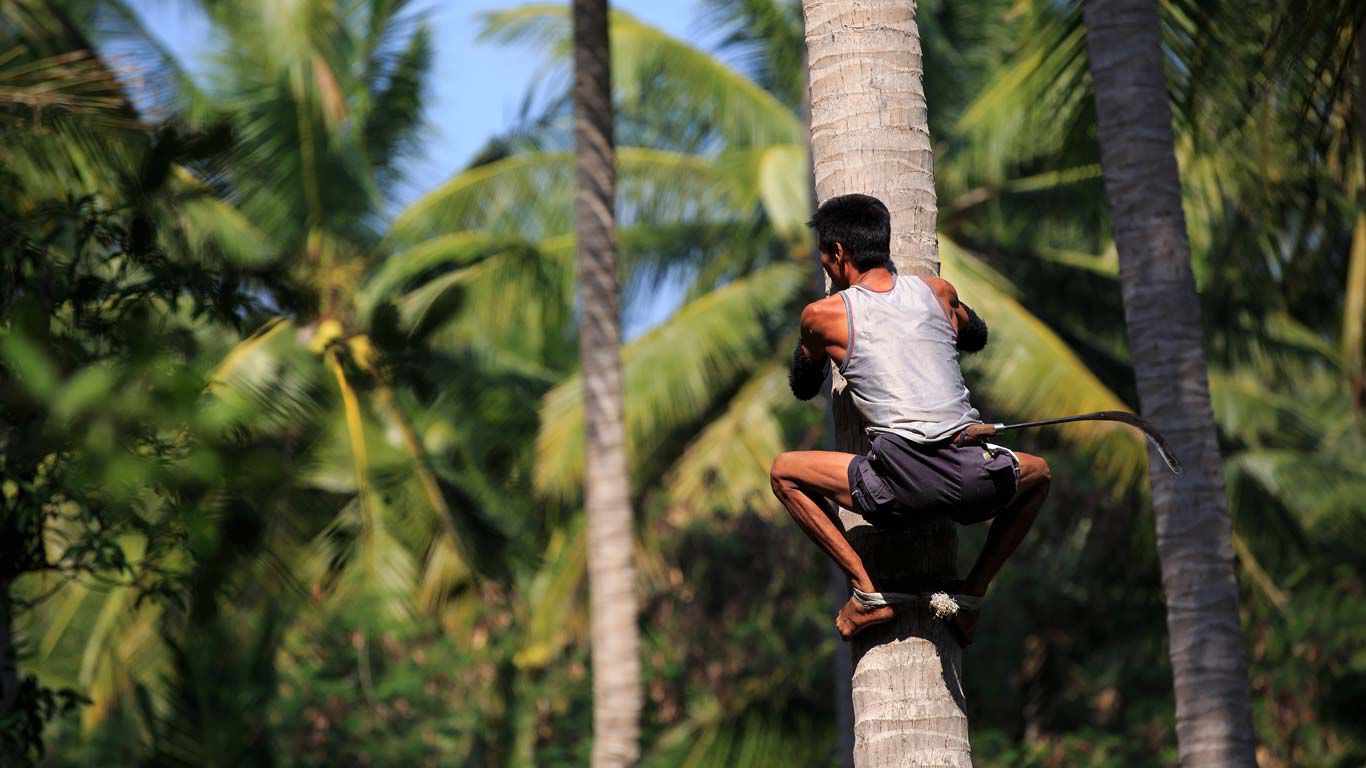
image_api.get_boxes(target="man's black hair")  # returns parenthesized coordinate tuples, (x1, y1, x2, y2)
(957, 304, 989, 354)
(807, 193, 892, 271)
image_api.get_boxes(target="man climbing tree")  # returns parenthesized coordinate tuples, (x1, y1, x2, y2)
(769, 194, 1053, 645)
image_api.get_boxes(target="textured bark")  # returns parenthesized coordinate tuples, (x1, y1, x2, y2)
(1082, 1, 1258, 764)
(802, 2, 969, 765)
(573, 1, 642, 765)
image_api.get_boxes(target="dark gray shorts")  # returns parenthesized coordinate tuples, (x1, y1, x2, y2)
(847, 430, 1021, 530)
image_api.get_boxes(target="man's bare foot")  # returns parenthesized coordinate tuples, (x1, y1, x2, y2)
(835, 595, 895, 640)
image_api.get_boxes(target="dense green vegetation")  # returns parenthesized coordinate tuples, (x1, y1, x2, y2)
(1, 0, 1363, 765)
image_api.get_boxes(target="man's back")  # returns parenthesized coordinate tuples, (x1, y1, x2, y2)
(833, 272, 981, 443)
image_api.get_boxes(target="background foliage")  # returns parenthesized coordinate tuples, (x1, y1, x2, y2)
(1, 0, 1363, 765)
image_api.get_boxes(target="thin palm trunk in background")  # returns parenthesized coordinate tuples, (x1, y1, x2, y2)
(802, 1, 970, 765)
(572, 0, 642, 765)
(1082, 0, 1258, 764)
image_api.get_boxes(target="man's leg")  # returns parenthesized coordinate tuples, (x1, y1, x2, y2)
(769, 451, 894, 639)
(953, 451, 1052, 644)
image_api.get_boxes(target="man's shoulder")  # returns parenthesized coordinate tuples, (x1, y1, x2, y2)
(800, 294, 847, 338)
(920, 275, 958, 301)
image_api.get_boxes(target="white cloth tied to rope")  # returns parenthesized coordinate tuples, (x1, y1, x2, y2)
(852, 587, 983, 619)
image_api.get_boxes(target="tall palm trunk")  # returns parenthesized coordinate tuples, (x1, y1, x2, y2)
(1082, 1, 1257, 764)
(802, 2, 969, 765)
(572, 1, 641, 765)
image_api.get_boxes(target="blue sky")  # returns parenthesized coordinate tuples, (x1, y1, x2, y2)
(125, 0, 722, 208)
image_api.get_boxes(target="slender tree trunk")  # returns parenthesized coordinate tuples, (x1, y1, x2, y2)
(1082, 1, 1257, 764)
(572, 1, 641, 765)
(802, 2, 969, 765)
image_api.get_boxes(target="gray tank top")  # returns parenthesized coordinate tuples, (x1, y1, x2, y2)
(837, 273, 981, 443)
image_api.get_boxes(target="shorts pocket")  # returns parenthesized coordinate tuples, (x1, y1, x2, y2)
(950, 446, 1018, 525)
(851, 458, 899, 523)
(984, 448, 1019, 502)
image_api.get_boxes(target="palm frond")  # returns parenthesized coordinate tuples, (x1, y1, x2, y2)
(1228, 449, 1366, 533)
(361, 16, 431, 185)
(166, 167, 275, 266)
(534, 261, 805, 500)
(81, 0, 209, 117)
(663, 362, 791, 520)
(513, 519, 586, 669)
(714, 144, 810, 242)
(697, 0, 806, 110)
(942, 237, 1147, 491)
(361, 233, 542, 318)
(389, 148, 746, 244)
(479, 3, 803, 149)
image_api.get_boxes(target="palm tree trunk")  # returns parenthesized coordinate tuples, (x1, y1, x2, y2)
(1082, 1, 1257, 764)
(802, 2, 969, 765)
(572, 1, 642, 765)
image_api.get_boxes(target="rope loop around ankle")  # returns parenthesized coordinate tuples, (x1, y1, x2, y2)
(851, 588, 983, 619)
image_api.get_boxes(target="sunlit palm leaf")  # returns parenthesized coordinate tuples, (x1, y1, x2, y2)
(363, 233, 534, 311)
(1228, 449, 1366, 533)
(942, 237, 1147, 490)
(714, 144, 810, 242)
(390, 148, 745, 244)
(534, 261, 805, 500)
(663, 362, 791, 520)
(479, 4, 803, 149)
(513, 519, 586, 669)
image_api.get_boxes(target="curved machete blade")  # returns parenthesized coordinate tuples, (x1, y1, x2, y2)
(992, 410, 1184, 475)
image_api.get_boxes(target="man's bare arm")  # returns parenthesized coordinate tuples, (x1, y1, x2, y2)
(926, 277, 989, 353)
(790, 304, 832, 400)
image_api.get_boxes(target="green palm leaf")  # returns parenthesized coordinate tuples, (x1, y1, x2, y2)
(714, 144, 810, 242)
(390, 148, 746, 244)
(513, 519, 587, 669)
(942, 237, 1147, 490)
(663, 362, 792, 520)
(362, 16, 431, 185)
(534, 261, 805, 500)
(479, 3, 803, 149)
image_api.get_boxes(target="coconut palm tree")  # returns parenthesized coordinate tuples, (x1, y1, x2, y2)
(392, 3, 1153, 759)
(799, 1, 971, 763)
(570, 0, 642, 764)
(1081, 0, 1257, 763)
(402, 4, 1149, 509)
